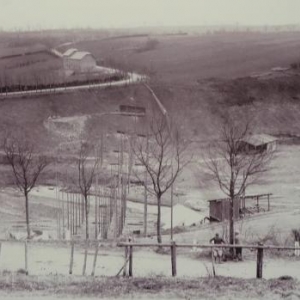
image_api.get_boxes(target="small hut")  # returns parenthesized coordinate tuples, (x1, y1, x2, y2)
(208, 198, 240, 222)
(238, 134, 277, 153)
(208, 193, 272, 222)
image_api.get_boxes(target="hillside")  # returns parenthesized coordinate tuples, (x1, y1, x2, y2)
(75, 31, 300, 83)
(0, 31, 299, 191)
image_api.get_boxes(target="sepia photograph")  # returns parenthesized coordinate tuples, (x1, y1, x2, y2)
(0, 0, 300, 299)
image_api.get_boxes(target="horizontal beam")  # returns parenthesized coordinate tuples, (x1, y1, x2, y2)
(0, 239, 107, 246)
(0, 239, 297, 251)
(117, 243, 297, 250)
(208, 193, 273, 202)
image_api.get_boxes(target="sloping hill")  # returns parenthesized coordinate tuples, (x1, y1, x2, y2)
(75, 31, 300, 83)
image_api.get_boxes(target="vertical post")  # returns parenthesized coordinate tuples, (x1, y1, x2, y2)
(67, 192, 70, 230)
(75, 195, 78, 234)
(72, 194, 75, 235)
(211, 246, 216, 277)
(78, 194, 81, 225)
(24, 241, 28, 275)
(91, 241, 99, 276)
(62, 191, 65, 238)
(69, 241, 75, 275)
(144, 133, 149, 237)
(82, 242, 88, 276)
(129, 243, 133, 277)
(256, 243, 264, 279)
(123, 246, 129, 277)
(95, 196, 98, 239)
(268, 194, 270, 211)
(171, 174, 174, 241)
(171, 241, 177, 277)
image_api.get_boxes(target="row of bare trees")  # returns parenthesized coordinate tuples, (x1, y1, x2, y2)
(2, 111, 274, 248)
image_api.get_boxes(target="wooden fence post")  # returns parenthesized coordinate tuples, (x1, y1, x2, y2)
(129, 244, 133, 277)
(91, 242, 99, 276)
(24, 241, 28, 275)
(82, 242, 89, 276)
(256, 243, 264, 279)
(69, 241, 75, 275)
(171, 241, 177, 277)
(123, 246, 128, 277)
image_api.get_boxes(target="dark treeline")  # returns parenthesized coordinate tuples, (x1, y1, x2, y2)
(0, 73, 126, 94)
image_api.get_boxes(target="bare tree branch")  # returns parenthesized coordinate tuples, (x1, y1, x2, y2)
(3, 137, 50, 238)
(131, 113, 190, 243)
(205, 117, 275, 248)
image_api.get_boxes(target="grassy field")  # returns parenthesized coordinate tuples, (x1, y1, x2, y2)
(75, 31, 300, 83)
(0, 273, 299, 299)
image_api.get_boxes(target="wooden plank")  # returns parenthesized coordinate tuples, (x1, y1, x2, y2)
(171, 241, 177, 277)
(95, 197, 98, 239)
(69, 241, 75, 275)
(91, 242, 99, 276)
(82, 242, 88, 276)
(24, 241, 28, 275)
(256, 243, 264, 279)
(123, 246, 129, 277)
(117, 243, 298, 250)
(129, 245, 133, 277)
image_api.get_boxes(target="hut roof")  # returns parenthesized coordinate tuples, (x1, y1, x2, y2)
(241, 134, 277, 147)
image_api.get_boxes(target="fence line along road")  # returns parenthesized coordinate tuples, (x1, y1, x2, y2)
(0, 240, 298, 279)
(0, 72, 147, 99)
(118, 242, 300, 279)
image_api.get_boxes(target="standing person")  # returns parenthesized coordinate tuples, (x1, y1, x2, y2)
(235, 230, 243, 261)
(210, 233, 226, 263)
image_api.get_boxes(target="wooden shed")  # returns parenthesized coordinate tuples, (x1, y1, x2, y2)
(239, 134, 277, 153)
(208, 198, 240, 222)
(208, 193, 272, 222)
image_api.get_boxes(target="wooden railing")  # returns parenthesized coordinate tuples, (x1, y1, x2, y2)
(0, 239, 298, 279)
(117, 242, 299, 279)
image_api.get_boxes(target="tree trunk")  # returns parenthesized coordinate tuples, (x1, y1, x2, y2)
(157, 194, 162, 244)
(85, 195, 89, 240)
(229, 197, 235, 256)
(25, 191, 30, 239)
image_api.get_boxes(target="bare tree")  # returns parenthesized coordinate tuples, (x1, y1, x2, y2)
(205, 117, 274, 252)
(75, 142, 100, 240)
(132, 114, 189, 243)
(3, 138, 50, 238)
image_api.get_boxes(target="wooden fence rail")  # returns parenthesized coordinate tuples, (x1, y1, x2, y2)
(0, 240, 298, 279)
(118, 242, 300, 279)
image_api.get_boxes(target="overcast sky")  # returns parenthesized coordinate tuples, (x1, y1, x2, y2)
(0, 0, 299, 31)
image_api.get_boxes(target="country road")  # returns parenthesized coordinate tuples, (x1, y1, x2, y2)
(0, 72, 147, 99)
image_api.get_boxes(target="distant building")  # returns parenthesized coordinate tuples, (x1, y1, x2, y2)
(238, 134, 277, 153)
(63, 48, 97, 73)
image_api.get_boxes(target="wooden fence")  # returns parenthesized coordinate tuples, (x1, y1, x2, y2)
(118, 242, 299, 279)
(0, 239, 298, 279)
